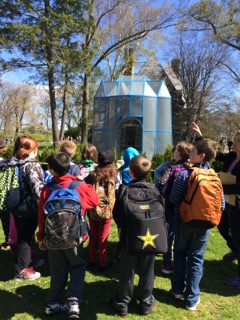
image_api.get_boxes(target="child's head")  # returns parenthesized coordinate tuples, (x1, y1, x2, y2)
(190, 139, 217, 164)
(129, 155, 151, 180)
(0, 139, 8, 156)
(47, 152, 70, 176)
(172, 141, 192, 162)
(14, 135, 39, 159)
(97, 150, 114, 168)
(82, 144, 98, 163)
(60, 141, 77, 158)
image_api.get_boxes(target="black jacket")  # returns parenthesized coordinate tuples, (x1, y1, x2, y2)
(216, 151, 240, 195)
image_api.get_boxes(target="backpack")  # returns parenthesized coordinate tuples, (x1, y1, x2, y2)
(43, 180, 87, 249)
(0, 161, 21, 212)
(88, 179, 116, 221)
(123, 182, 168, 255)
(180, 167, 223, 229)
(158, 163, 186, 196)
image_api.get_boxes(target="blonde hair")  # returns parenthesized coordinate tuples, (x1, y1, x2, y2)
(60, 141, 77, 158)
(129, 156, 151, 180)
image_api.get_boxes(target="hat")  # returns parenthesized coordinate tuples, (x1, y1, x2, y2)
(98, 150, 114, 167)
(0, 139, 6, 149)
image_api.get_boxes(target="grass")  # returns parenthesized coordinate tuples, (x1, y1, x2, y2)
(0, 222, 240, 320)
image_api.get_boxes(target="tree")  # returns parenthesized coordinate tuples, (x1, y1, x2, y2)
(187, 0, 240, 82)
(188, 0, 240, 51)
(0, 82, 36, 135)
(165, 30, 231, 141)
(0, 0, 87, 146)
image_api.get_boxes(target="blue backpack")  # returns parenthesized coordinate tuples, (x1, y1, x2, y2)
(44, 180, 87, 250)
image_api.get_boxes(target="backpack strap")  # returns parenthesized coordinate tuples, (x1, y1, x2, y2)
(68, 180, 82, 190)
(47, 180, 82, 191)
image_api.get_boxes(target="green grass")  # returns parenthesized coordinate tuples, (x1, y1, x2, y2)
(0, 222, 239, 319)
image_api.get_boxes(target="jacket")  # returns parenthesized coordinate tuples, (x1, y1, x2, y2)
(8, 157, 44, 218)
(36, 174, 99, 242)
(215, 151, 240, 196)
(119, 147, 140, 185)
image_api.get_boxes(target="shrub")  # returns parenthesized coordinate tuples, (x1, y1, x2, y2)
(151, 152, 164, 170)
(164, 144, 173, 161)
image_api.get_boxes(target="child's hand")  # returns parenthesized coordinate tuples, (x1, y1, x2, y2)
(192, 122, 202, 137)
(39, 240, 48, 251)
(76, 175, 84, 181)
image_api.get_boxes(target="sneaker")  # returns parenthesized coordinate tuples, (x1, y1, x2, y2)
(14, 267, 41, 280)
(223, 251, 238, 262)
(45, 303, 69, 315)
(186, 297, 200, 311)
(171, 290, 184, 300)
(0, 241, 11, 250)
(139, 297, 156, 316)
(224, 276, 240, 288)
(108, 297, 128, 317)
(30, 258, 45, 268)
(68, 300, 80, 319)
(162, 264, 174, 275)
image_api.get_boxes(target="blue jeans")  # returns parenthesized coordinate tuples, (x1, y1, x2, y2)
(163, 207, 175, 265)
(228, 205, 240, 276)
(171, 222, 210, 308)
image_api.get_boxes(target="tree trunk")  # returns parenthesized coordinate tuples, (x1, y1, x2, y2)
(45, 0, 59, 148)
(81, 74, 89, 143)
(59, 77, 68, 141)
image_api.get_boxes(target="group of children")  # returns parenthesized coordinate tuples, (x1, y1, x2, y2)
(0, 130, 232, 318)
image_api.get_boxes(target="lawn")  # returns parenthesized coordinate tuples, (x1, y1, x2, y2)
(0, 222, 239, 320)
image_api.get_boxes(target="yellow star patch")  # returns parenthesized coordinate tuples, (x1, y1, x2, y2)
(137, 228, 159, 250)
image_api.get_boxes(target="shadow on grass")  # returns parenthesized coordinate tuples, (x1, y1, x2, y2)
(155, 256, 240, 299)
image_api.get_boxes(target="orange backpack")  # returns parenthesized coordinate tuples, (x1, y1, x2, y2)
(180, 167, 223, 229)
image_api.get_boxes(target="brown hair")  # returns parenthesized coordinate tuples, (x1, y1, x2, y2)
(60, 141, 77, 158)
(173, 141, 193, 162)
(82, 144, 98, 163)
(14, 135, 39, 160)
(91, 163, 117, 186)
(194, 139, 217, 163)
(129, 155, 151, 180)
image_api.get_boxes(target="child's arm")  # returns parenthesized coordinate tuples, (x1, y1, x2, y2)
(78, 181, 99, 212)
(169, 171, 188, 205)
(113, 184, 126, 228)
(36, 186, 49, 248)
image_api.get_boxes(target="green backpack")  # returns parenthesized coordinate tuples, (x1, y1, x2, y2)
(0, 160, 20, 212)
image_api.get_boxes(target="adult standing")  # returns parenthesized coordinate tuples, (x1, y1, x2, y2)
(10, 135, 44, 280)
(193, 122, 240, 288)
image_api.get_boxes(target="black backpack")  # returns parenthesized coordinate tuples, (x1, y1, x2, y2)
(123, 182, 168, 255)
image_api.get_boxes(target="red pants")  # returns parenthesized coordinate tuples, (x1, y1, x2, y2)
(88, 218, 112, 268)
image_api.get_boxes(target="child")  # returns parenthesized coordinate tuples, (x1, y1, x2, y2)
(118, 147, 139, 185)
(154, 142, 192, 275)
(60, 140, 81, 176)
(111, 155, 160, 317)
(37, 152, 98, 318)
(85, 150, 117, 272)
(169, 139, 225, 311)
(78, 144, 98, 179)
